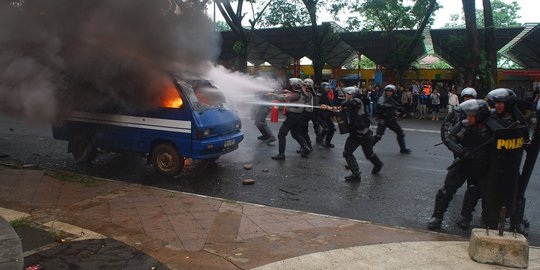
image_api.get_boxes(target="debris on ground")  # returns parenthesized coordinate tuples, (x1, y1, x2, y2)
(243, 164, 253, 170)
(242, 179, 255, 185)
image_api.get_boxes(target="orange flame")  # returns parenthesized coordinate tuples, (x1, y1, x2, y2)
(161, 80, 183, 108)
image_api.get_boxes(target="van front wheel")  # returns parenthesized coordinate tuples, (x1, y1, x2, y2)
(151, 143, 184, 176)
(70, 133, 96, 163)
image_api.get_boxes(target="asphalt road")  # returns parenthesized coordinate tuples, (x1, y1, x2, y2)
(1, 113, 539, 245)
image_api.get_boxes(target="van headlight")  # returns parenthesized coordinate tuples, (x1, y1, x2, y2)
(197, 128, 212, 139)
(235, 121, 241, 130)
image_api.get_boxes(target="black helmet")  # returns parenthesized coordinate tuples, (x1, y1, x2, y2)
(487, 88, 516, 110)
(384, 84, 397, 94)
(460, 87, 477, 98)
(459, 99, 490, 123)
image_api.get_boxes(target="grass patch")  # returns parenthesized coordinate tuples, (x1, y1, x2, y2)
(45, 170, 100, 187)
(9, 217, 31, 228)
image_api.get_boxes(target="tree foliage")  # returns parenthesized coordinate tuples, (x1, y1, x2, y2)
(345, 0, 440, 32)
(258, 0, 310, 27)
(215, 20, 231, 31)
(344, 56, 376, 70)
(444, 0, 521, 28)
(215, 0, 271, 71)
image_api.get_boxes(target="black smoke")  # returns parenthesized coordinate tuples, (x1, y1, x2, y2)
(0, 0, 220, 121)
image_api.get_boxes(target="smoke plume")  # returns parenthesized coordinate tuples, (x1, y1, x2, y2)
(0, 0, 220, 121)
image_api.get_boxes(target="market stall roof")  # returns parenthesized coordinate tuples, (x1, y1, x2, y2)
(430, 27, 524, 71)
(218, 24, 540, 70)
(219, 23, 356, 68)
(502, 23, 540, 69)
(340, 30, 426, 70)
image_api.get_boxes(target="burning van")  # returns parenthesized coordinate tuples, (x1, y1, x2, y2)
(52, 76, 244, 176)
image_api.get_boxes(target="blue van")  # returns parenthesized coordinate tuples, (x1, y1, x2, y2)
(52, 76, 244, 176)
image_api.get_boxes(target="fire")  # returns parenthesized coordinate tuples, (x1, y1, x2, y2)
(161, 80, 183, 108)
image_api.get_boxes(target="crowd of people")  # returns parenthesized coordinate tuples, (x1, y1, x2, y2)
(251, 76, 539, 236)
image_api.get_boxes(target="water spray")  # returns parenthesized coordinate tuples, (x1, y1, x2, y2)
(243, 100, 322, 109)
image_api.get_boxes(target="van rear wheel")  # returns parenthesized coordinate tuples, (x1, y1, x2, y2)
(70, 133, 96, 163)
(151, 143, 184, 176)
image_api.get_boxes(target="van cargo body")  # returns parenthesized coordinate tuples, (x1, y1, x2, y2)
(52, 78, 244, 176)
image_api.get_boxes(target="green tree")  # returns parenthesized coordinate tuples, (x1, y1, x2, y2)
(344, 56, 376, 70)
(215, 0, 271, 72)
(258, 0, 310, 27)
(443, 0, 521, 28)
(259, 0, 348, 84)
(349, 0, 416, 32)
(345, 0, 438, 83)
(345, 0, 439, 32)
(215, 20, 231, 31)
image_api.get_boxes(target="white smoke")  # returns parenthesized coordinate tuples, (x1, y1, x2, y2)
(206, 65, 283, 117)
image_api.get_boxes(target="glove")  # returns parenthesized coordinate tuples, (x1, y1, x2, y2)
(445, 138, 465, 158)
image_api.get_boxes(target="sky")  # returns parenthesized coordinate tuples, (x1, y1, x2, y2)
(209, 0, 538, 29)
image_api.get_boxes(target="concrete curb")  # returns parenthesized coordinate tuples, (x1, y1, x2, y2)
(0, 214, 23, 270)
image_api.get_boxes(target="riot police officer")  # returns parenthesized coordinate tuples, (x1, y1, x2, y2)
(321, 87, 383, 181)
(428, 99, 493, 230)
(439, 87, 479, 229)
(271, 78, 312, 160)
(318, 82, 336, 148)
(300, 79, 315, 151)
(253, 90, 276, 144)
(441, 87, 477, 144)
(373, 84, 411, 153)
(486, 88, 529, 233)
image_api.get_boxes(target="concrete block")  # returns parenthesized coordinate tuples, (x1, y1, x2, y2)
(469, 228, 529, 269)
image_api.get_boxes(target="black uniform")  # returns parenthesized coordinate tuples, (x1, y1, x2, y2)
(271, 90, 311, 160)
(373, 93, 411, 153)
(299, 90, 314, 152)
(311, 88, 323, 145)
(318, 90, 335, 148)
(254, 92, 275, 143)
(428, 108, 493, 230)
(340, 98, 383, 181)
(439, 106, 480, 229)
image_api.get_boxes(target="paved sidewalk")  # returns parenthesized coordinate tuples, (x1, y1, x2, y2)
(1, 165, 539, 269)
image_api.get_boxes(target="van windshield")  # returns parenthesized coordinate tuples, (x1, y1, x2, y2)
(176, 79, 228, 111)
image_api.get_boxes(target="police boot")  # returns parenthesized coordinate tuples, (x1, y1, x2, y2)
(456, 185, 479, 230)
(300, 143, 311, 158)
(397, 135, 411, 153)
(344, 156, 361, 181)
(428, 189, 453, 230)
(368, 154, 383, 174)
(372, 134, 382, 146)
(318, 129, 327, 145)
(510, 199, 527, 235)
(323, 133, 335, 148)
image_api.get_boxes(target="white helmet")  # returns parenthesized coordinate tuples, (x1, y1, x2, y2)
(303, 78, 314, 88)
(384, 84, 397, 93)
(343, 86, 360, 97)
(289, 78, 303, 89)
(461, 87, 477, 98)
